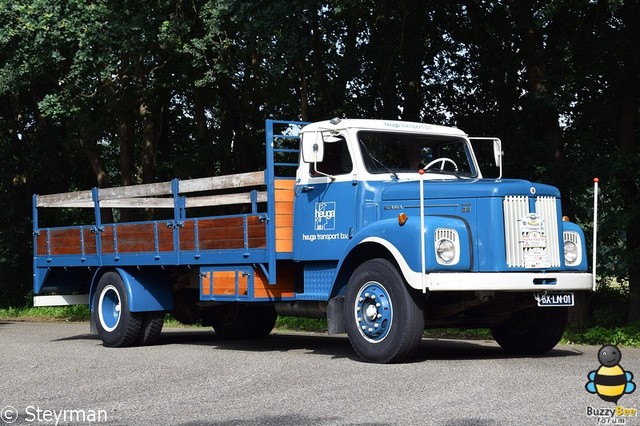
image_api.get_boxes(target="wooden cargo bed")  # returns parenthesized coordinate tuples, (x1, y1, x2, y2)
(33, 172, 294, 266)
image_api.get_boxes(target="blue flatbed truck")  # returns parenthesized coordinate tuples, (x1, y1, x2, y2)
(33, 118, 594, 363)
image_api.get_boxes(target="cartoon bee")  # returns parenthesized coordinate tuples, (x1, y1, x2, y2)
(586, 344, 636, 403)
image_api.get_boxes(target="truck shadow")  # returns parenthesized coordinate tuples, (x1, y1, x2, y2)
(54, 327, 584, 362)
(156, 328, 583, 362)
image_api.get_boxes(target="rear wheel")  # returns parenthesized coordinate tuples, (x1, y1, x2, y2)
(210, 303, 277, 339)
(490, 307, 568, 355)
(93, 272, 142, 347)
(136, 312, 165, 345)
(344, 259, 424, 363)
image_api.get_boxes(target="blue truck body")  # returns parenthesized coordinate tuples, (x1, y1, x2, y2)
(33, 118, 593, 362)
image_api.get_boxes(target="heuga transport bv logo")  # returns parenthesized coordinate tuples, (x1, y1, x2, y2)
(585, 345, 637, 424)
(315, 202, 336, 231)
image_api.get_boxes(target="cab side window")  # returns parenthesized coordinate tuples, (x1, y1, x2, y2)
(310, 138, 353, 176)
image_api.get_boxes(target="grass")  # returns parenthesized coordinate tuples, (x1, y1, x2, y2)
(0, 305, 90, 321)
(3, 306, 639, 348)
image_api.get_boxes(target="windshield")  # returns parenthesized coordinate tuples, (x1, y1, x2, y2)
(358, 131, 476, 177)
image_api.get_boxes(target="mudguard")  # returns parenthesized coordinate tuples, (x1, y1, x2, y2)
(335, 216, 471, 290)
(90, 267, 173, 312)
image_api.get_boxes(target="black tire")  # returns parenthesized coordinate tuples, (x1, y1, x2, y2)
(344, 258, 425, 363)
(211, 304, 277, 339)
(93, 271, 142, 347)
(136, 312, 165, 346)
(490, 307, 568, 355)
(246, 305, 278, 339)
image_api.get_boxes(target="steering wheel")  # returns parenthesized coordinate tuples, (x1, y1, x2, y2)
(423, 157, 458, 172)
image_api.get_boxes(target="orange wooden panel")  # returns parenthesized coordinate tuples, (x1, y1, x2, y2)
(253, 264, 295, 299)
(213, 271, 236, 296)
(275, 214, 293, 227)
(274, 200, 294, 214)
(238, 273, 249, 296)
(274, 181, 294, 253)
(276, 227, 293, 240)
(275, 239, 293, 253)
(274, 190, 295, 202)
(274, 179, 295, 191)
(202, 272, 212, 296)
(275, 225, 293, 252)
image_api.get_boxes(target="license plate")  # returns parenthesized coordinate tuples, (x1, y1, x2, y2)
(535, 292, 574, 307)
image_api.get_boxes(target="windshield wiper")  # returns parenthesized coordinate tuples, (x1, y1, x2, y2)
(360, 142, 398, 179)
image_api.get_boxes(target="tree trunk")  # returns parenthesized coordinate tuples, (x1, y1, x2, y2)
(399, 0, 426, 122)
(81, 134, 114, 224)
(295, 58, 309, 121)
(140, 102, 157, 185)
(116, 112, 135, 187)
(370, 0, 402, 119)
(194, 87, 210, 147)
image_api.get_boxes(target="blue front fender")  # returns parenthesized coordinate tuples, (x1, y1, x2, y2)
(336, 215, 472, 286)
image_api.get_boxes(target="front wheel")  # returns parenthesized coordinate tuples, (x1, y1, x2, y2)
(93, 272, 142, 347)
(344, 259, 425, 363)
(490, 307, 568, 355)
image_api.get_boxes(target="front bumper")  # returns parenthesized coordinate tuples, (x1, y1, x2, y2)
(421, 272, 593, 292)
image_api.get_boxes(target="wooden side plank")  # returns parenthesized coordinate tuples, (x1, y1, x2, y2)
(41, 191, 268, 209)
(38, 228, 98, 256)
(180, 216, 267, 251)
(37, 171, 266, 208)
(180, 171, 265, 193)
(185, 192, 268, 208)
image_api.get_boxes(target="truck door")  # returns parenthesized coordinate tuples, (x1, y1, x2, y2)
(293, 133, 357, 261)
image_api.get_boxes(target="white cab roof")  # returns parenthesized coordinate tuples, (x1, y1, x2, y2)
(300, 118, 467, 137)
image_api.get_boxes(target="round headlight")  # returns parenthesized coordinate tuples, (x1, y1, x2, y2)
(564, 240, 578, 264)
(436, 239, 456, 264)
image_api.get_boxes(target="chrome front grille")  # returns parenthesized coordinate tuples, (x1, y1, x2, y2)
(503, 196, 561, 268)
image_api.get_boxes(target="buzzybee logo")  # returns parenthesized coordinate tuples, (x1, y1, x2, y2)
(586, 345, 636, 403)
(584, 345, 638, 424)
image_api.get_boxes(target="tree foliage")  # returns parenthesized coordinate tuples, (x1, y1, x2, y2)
(0, 0, 638, 322)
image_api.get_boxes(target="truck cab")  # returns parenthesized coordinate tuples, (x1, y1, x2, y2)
(292, 118, 591, 362)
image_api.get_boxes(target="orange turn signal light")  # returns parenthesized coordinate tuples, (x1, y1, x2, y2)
(562, 215, 570, 222)
(398, 213, 408, 226)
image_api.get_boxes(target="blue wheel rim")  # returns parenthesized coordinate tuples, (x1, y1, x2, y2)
(98, 285, 121, 332)
(354, 281, 393, 343)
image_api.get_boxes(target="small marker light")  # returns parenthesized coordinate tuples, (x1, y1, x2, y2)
(398, 213, 408, 226)
(562, 216, 570, 222)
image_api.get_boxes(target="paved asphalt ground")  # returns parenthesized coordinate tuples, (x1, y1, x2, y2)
(1, 321, 640, 426)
